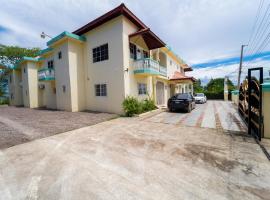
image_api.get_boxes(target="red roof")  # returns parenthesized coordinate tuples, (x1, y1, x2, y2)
(170, 71, 196, 82)
(73, 3, 148, 35)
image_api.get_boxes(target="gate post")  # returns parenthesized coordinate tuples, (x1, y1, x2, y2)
(262, 80, 270, 138)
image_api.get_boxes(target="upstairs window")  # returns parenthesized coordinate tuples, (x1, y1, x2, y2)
(48, 60, 54, 69)
(143, 50, 149, 58)
(58, 51, 62, 59)
(93, 43, 109, 63)
(138, 83, 147, 95)
(130, 43, 137, 59)
(95, 84, 107, 96)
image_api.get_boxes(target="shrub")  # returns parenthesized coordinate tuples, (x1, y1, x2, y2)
(0, 98, 9, 105)
(204, 92, 224, 100)
(141, 98, 156, 112)
(122, 96, 141, 117)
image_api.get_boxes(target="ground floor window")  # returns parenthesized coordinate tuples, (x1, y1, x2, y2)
(138, 83, 147, 95)
(95, 84, 107, 96)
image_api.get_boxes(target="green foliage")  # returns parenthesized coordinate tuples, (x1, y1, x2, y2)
(0, 97, 9, 105)
(122, 96, 157, 117)
(141, 98, 156, 112)
(122, 96, 141, 117)
(204, 92, 224, 100)
(193, 79, 204, 93)
(205, 78, 235, 93)
(0, 44, 40, 66)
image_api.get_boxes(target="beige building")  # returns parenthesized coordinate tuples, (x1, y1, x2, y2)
(8, 4, 195, 114)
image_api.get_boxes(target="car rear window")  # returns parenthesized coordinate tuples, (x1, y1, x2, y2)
(176, 93, 189, 99)
(196, 93, 204, 97)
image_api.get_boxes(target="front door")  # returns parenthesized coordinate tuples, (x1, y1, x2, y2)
(156, 81, 165, 105)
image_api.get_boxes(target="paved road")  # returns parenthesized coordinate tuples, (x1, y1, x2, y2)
(1, 116, 270, 199)
(145, 100, 247, 133)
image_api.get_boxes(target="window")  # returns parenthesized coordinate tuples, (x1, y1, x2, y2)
(95, 84, 107, 96)
(93, 43, 109, 63)
(170, 60, 172, 65)
(23, 68, 26, 73)
(48, 60, 54, 69)
(58, 51, 62, 59)
(138, 83, 147, 95)
(62, 85, 66, 93)
(9, 75, 12, 83)
(143, 50, 149, 58)
(10, 93, 14, 100)
(129, 43, 137, 59)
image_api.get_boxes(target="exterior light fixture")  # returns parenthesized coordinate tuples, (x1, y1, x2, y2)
(40, 32, 52, 39)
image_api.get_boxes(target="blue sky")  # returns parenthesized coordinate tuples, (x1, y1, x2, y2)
(0, 0, 269, 85)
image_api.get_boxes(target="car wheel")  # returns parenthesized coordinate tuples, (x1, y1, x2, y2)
(187, 105, 191, 113)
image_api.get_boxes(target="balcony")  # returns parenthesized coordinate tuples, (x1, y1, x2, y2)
(133, 58, 167, 77)
(38, 68, 55, 81)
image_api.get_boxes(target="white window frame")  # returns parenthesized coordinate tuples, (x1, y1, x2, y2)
(138, 83, 147, 95)
(95, 84, 107, 97)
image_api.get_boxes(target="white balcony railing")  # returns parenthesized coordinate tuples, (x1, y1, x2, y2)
(38, 68, 55, 81)
(133, 58, 167, 76)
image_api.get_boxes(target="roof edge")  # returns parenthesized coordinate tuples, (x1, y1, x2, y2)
(47, 31, 86, 46)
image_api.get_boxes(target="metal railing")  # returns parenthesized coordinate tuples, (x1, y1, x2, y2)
(38, 68, 55, 81)
(133, 58, 167, 76)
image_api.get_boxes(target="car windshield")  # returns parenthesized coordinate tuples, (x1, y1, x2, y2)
(176, 93, 189, 99)
(196, 93, 204, 97)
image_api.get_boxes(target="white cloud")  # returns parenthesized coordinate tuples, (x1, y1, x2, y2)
(0, 0, 261, 61)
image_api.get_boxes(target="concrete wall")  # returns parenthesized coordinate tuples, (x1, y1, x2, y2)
(8, 70, 23, 106)
(262, 89, 270, 138)
(83, 16, 126, 114)
(68, 40, 85, 111)
(27, 62, 39, 108)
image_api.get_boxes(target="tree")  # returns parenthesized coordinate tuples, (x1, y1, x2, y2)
(193, 79, 204, 93)
(205, 78, 235, 93)
(0, 44, 40, 98)
(0, 44, 40, 66)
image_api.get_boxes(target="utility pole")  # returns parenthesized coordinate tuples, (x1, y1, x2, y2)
(237, 44, 248, 89)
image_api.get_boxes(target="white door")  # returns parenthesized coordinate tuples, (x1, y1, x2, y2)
(156, 81, 165, 105)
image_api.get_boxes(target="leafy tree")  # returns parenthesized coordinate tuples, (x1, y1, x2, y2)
(0, 44, 40, 66)
(193, 79, 204, 93)
(205, 78, 235, 93)
(0, 44, 40, 98)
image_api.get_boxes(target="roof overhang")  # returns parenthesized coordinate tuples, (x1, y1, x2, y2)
(47, 31, 86, 47)
(73, 3, 147, 35)
(129, 28, 166, 50)
(184, 67, 193, 72)
(169, 71, 196, 82)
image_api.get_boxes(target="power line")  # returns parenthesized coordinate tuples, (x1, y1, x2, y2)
(246, 3, 270, 57)
(247, 0, 265, 46)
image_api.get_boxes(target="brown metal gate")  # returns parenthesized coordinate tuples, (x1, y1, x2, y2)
(239, 67, 263, 141)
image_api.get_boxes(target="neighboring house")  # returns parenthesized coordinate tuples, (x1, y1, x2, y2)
(7, 3, 195, 114)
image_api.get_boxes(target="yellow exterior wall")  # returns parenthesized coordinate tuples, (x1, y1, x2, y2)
(68, 40, 86, 112)
(83, 16, 126, 114)
(263, 91, 270, 138)
(8, 70, 23, 106)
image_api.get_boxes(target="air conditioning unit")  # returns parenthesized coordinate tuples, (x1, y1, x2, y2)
(39, 84, 45, 89)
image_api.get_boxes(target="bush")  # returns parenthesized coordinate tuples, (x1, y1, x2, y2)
(122, 96, 157, 117)
(122, 96, 141, 117)
(0, 98, 9, 105)
(204, 92, 224, 100)
(141, 98, 156, 112)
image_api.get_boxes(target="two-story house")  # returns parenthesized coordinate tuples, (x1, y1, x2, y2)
(7, 3, 195, 114)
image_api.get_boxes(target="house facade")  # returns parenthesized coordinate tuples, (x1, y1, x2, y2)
(8, 4, 195, 114)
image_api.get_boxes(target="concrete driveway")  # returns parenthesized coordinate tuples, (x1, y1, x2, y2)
(0, 106, 117, 149)
(1, 116, 270, 199)
(147, 100, 247, 133)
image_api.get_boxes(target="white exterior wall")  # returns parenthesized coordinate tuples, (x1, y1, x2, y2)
(83, 16, 125, 114)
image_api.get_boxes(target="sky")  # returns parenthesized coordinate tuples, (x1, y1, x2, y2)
(0, 0, 270, 85)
